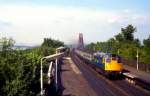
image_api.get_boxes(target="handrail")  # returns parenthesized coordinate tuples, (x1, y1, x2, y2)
(40, 52, 64, 96)
(47, 62, 54, 84)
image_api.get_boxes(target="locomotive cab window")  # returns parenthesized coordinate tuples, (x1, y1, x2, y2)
(111, 54, 117, 60)
(105, 55, 111, 63)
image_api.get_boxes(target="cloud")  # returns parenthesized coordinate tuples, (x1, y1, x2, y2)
(0, 20, 12, 29)
(0, 5, 149, 45)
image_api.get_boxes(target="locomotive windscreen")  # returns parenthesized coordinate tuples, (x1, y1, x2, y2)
(111, 54, 117, 60)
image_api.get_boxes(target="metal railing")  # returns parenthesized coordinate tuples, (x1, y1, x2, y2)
(47, 62, 54, 84)
(40, 52, 64, 96)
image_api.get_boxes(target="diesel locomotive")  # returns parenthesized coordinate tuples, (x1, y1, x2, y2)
(75, 49, 123, 77)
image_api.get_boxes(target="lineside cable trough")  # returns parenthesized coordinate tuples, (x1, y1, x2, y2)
(123, 71, 150, 91)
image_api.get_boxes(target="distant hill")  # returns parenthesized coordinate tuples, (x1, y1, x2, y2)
(12, 45, 40, 50)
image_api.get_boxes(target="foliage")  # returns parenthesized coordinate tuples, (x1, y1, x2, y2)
(141, 36, 150, 64)
(0, 37, 64, 96)
(87, 24, 150, 64)
(121, 24, 136, 41)
(143, 36, 150, 51)
(42, 38, 64, 48)
(0, 38, 15, 57)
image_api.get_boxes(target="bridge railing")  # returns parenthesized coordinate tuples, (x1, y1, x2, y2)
(41, 52, 64, 96)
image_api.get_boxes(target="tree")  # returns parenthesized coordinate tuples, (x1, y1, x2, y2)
(0, 38, 15, 57)
(42, 38, 64, 48)
(115, 33, 124, 42)
(115, 24, 136, 42)
(138, 36, 150, 64)
(86, 24, 150, 67)
(143, 35, 150, 51)
(133, 38, 141, 47)
(0, 37, 65, 96)
(0, 37, 15, 50)
(121, 24, 136, 41)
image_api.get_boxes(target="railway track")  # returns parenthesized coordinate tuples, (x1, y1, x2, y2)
(71, 51, 150, 96)
(113, 80, 150, 96)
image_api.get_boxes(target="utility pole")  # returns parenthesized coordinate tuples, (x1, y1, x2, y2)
(136, 48, 139, 70)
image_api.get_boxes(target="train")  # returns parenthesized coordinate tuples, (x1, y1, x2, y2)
(75, 49, 123, 77)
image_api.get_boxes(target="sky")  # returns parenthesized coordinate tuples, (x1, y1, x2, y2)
(0, 0, 150, 46)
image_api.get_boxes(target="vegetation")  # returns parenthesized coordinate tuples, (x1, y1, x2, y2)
(87, 24, 150, 65)
(0, 37, 64, 96)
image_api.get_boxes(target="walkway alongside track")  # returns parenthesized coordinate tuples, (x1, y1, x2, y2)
(60, 57, 97, 96)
